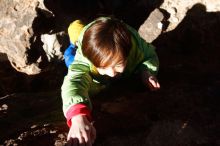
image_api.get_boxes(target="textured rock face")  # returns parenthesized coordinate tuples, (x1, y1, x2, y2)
(0, 0, 220, 75)
(138, 0, 220, 42)
(0, 0, 62, 75)
(41, 32, 66, 62)
(0, 0, 42, 74)
(160, 0, 220, 31)
(138, 9, 164, 43)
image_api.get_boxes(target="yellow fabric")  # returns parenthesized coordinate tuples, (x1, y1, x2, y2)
(68, 20, 85, 44)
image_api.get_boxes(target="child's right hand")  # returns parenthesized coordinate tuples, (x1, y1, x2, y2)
(67, 115, 96, 146)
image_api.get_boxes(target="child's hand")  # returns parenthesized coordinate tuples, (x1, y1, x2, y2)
(141, 70, 160, 91)
(146, 75, 160, 91)
(67, 115, 96, 146)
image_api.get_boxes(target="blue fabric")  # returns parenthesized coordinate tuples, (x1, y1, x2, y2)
(64, 43, 76, 68)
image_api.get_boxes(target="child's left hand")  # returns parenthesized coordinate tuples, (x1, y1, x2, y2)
(146, 75, 160, 91)
(141, 70, 160, 91)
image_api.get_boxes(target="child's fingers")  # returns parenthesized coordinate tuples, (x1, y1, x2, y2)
(81, 127, 92, 146)
(148, 77, 160, 90)
(76, 132, 85, 146)
(67, 131, 75, 141)
(156, 81, 160, 88)
(81, 129, 89, 142)
(149, 77, 157, 87)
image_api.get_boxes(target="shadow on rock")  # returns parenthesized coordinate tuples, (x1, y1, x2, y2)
(42, 0, 164, 31)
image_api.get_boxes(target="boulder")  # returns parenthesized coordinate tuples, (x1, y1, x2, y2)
(0, 0, 56, 75)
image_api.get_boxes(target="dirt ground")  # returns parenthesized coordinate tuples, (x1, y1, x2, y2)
(0, 2, 220, 146)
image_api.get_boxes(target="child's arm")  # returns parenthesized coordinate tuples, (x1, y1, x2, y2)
(139, 39, 159, 76)
(128, 25, 160, 90)
(62, 63, 92, 124)
(126, 24, 159, 77)
(61, 63, 96, 145)
(139, 40, 160, 90)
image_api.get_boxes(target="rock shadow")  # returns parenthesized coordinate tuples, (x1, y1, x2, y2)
(154, 3, 220, 77)
(43, 0, 164, 31)
(149, 3, 220, 146)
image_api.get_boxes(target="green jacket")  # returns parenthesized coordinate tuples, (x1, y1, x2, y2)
(61, 17, 159, 125)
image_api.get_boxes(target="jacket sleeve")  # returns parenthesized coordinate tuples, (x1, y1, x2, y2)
(126, 24, 159, 76)
(139, 38, 159, 76)
(61, 62, 93, 127)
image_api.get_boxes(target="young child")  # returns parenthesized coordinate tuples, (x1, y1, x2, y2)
(62, 17, 160, 146)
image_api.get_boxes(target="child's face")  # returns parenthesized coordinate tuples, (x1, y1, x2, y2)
(96, 61, 126, 77)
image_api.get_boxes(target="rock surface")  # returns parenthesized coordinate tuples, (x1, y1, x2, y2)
(0, 0, 61, 75)
(0, 0, 220, 74)
(139, 0, 220, 42)
(41, 32, 67, 62)
(160, 0, 220, 32)
(138, 9, 165, 43)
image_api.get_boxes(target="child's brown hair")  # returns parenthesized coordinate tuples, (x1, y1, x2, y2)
(82, 17, 131, 68)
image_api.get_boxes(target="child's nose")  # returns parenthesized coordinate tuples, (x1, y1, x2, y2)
(108, 68, 116, 77)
